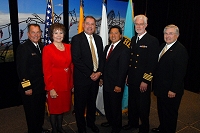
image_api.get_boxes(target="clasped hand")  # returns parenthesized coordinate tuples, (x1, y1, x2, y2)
(90, 72, 101, 81)
(50, 89, 58, 98)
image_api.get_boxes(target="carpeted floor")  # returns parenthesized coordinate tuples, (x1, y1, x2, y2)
(0, 90, 200, 133)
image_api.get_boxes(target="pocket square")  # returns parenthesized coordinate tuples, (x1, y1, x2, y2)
(139, 45, 147, 48)
(31, 53, 37, 55)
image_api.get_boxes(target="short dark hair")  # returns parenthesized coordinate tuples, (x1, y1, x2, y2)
(27, 23, 41, 32)
(109, 25, 122, 34)
(84, 16, 96, 23)
(49, 23, 66, 42)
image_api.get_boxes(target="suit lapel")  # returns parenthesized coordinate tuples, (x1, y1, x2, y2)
(82, 32, 92, 54)
(106, 41, 122, 61)
(136, 33, 148, 48)
(93, 34, 102, 58)
(28, 39, 42, 57)
(159, 41, 178, 60)
(159, 43, 166, 52)
(167, 41, 178, 52)
(131, 36, 137, 50)
(104, 45, 109, 58)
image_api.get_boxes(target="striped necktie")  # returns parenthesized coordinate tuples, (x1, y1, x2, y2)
(36, 44, 41, 53)
(89, 36, 98, 71)
(106, 44, 114, 60)
(159, 45, 167, 60)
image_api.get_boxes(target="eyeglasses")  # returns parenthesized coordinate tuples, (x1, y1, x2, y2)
(30, 31, 41, 35)
(135, 23, 145, 26)
(164, 32, 176, 36)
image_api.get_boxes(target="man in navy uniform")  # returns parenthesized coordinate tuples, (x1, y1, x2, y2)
(123, 15, 159, 133)
(16, 24, 49, 133)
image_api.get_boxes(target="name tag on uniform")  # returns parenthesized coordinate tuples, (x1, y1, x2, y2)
(31, 53, 37, 56)
(139, 45, 147, 48)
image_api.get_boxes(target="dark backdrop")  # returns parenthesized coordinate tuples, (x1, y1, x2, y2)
(146, 0, 200, 92)
(1, 0, 199, 109)
(134, 0, 200, 92)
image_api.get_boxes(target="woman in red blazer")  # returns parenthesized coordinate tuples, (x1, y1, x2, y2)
(42, 23, 73, 133)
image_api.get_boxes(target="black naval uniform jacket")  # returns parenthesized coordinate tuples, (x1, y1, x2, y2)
(127, 33, 159, 86)
(16, 39, 45, 94)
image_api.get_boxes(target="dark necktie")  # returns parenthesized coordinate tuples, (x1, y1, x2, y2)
(106, 44, 114, 59)
(36, 44, 41, 53)
(136, 37, 139, 43)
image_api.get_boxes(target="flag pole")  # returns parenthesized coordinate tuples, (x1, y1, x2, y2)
(51, 0, 54, 23)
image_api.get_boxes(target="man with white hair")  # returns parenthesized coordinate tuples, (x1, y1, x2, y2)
(123, 15, 159, 133)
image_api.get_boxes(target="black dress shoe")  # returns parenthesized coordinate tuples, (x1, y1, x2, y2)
(87, 125, 99, 132)
(122, 124, 138, 130)
(78, 131, 87, 133)
(101, 122, 110, 127)
(111, 131, 120, 133)
(111, 129, 121, 133)
(42, 129, 50, 133)
(151, 128, 160, 132)
(57, 128, 67, 133)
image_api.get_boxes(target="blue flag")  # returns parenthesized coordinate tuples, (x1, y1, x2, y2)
(123, 0, 134, 42)
(44, 0, 53, 45)
(122, 0, 135, 112)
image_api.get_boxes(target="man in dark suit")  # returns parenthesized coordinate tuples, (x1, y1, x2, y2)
(151, 24, 188, 133)
(122, 15, 159, 133)
(100, 25, 130, 133)
(16, 24, 49, 133)
(71, 16, 103, 133)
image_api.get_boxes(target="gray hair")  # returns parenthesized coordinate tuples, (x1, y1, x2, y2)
(164, 24, 179, 35)
(133, 15, 148, 24)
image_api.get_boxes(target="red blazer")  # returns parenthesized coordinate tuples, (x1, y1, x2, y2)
(42, 43, 73, 92)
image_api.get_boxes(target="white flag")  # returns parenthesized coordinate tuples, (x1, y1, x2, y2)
(99, 2, 108, 49)
(96, 2, 108, 116)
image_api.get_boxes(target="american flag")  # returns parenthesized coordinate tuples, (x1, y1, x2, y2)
(44, 0, 53, 45)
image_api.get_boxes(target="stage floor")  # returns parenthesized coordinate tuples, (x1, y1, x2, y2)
(0, 90, 200, 133)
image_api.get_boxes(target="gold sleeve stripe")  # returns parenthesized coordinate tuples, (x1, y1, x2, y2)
(21, 80, 31, 88)
(143, 73, 153, 81)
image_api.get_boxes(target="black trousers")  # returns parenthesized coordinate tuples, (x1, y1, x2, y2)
(103, 89, 123, 132)
(128, 84, 151, 133)
(157, 94, 182, 133)
(21, 92, 46, 133)
(74, 81, 99, 132)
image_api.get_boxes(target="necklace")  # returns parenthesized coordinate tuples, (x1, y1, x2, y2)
(54, 43, 64, 51)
